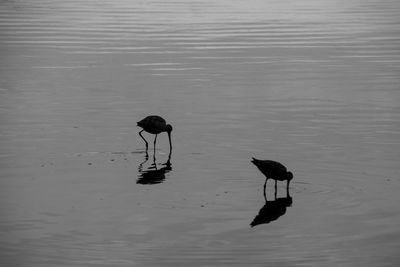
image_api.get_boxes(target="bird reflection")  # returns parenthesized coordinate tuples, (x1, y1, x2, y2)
(137, 152, 172, 185)
(250, 184, 293, 227)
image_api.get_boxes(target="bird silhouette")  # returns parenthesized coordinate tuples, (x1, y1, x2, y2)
(137, 115, 173, 155)
(251, 157, 293, 195)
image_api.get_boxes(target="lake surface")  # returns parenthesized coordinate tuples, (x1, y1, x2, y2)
(1, 0, 400, 266)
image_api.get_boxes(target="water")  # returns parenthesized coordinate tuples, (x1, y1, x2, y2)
(1, 0, 400, 266)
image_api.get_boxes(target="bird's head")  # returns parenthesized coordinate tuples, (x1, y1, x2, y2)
(286, 171, 293, 181)
(166, 124, 173, 133)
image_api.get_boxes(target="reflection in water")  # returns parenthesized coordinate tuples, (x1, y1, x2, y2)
(251, 187, 293, 228)
(1, 0, 399, 265)
(137, 152, 172, 185)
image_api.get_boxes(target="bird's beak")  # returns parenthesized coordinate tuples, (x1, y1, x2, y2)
(168, 131, 172, 153)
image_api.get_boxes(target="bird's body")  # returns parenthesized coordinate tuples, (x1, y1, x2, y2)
(137, 115, 173, 153)
(137, 116, 169, 134)
(251, 158, 290, 181)
(251, 157, 293, 192)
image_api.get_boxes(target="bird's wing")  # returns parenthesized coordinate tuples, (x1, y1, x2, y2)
(252, 159, 287, 172)
(138, 115, 166, 127)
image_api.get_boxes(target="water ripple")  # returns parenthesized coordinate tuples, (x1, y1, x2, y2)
(1, 1, 400, 266)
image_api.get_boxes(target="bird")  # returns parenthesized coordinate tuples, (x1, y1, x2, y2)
(251, 157, 293, 193)
(137, 115, 173, 154)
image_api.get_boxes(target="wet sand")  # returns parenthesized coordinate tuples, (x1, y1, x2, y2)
(1, 0, 400, 266)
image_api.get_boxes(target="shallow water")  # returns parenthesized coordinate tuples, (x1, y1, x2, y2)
(1, 0, 400, 266)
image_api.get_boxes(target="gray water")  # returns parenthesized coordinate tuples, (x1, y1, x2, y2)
(1, 0, 400, 266)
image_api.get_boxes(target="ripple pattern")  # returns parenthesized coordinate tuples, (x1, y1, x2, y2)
(1, 1, 400, 266)
(1, 0, 400, 74)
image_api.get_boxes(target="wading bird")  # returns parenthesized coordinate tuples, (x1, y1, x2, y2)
(251, 157, 293, 194)
(137, 115, 173, 154)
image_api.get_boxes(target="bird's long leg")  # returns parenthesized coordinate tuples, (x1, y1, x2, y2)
(138, 153, 149, 173)
(286, 180, 290, 194)
(151, 152, 157, 169)
(153, 134, 158, 155)
(274, 180, 278, 200)
(152, 151, 156, 166)
(263, 179, 268, 203)
(139, 130, 148, 150)
(167, 131, 172, 155)
(164, 149, 172, 167)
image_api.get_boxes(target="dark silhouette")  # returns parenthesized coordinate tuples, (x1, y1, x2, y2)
(250, 189, 293, 227)
(250, 157, 294, 227)
(137, 115, 173, 155)
(251, 157, 293, 193)
(137, 151, 172, 185)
